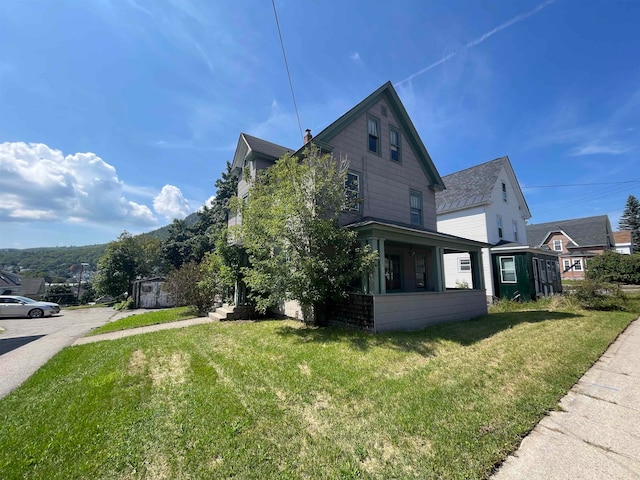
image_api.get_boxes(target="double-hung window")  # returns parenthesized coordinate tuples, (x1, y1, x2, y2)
(512, 220, 518, 242)
(458, 257, 471, 272)
(553, 239, 562, 251)
(500, 256, 517, 283)
(410, 190, 423, 226)
(574, 259, 583, 271)
(497, 215, 503, 239)
(502, 182, 507, 202)
(389, 127, 400, 162)
(344, 171, 360, 212)
(367, 116, 380, 154)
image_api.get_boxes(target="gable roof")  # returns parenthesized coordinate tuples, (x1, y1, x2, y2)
(230, 133, 293, 175)
(435, 156, 531, 218)
(526, 215, 613, 248)
(307, 81, 445, 190)
(0, 270, 21, 289)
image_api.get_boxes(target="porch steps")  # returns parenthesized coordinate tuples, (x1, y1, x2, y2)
(208, 304, 255, 321)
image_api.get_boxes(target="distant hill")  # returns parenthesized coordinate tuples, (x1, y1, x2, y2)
(0, 212, 202, 278)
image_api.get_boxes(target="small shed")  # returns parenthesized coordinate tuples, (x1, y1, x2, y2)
(491, 245, 562, 301)
(132, 277, 176, 309)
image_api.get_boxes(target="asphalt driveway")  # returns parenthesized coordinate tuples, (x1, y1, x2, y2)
(0, 307, 140, 399)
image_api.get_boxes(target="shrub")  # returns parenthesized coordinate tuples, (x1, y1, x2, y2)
(570, 279, 627, 310)
(587, 251, 640, 285)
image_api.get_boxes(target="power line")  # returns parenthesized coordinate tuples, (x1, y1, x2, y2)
(271, 0, 303, 142)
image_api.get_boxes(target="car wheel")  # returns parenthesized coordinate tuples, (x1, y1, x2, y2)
(28, 308, 44, 318)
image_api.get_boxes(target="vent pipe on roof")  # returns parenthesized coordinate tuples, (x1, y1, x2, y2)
(304, 129, 312, 145)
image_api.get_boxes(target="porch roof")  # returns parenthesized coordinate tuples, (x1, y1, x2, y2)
(346, 217, 489, 251)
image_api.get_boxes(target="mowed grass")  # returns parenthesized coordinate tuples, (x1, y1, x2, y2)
(88, 306, 197, 335)
(0, 305, 637, 479)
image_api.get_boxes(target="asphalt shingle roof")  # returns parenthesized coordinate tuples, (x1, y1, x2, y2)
(242, 133, 292, 160)
(526, 215, 612, 248)
(435, 157, 508, 214)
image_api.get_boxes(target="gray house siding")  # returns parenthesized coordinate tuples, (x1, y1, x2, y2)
(332, 98, 437, 230)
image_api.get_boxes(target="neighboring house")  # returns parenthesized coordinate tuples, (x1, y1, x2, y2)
(0, 270, 21, 295)
(21, 277, 46, 300)
(613, 230, 634, 254)
(228, 81, 489, 332)
(526, 215, 615, 280)
(435, 157, 560, 301)
(131, 277, 177, 309)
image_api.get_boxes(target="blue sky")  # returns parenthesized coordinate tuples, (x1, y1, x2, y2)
(1, 0, 639, 249)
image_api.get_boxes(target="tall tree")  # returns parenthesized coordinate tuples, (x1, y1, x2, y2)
(161, 162, 239, 269)
(237, 146, 376, 323)
(619, 194, 640, 251)
(94, 232, 144, 298)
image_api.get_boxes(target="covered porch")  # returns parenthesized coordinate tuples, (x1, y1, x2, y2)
(338, 219, 489, 332)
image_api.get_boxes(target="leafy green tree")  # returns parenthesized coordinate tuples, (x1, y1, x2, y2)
(236, 146, 376, 323)
(43, 284, 76, 305)
(619, 194, 640, 251)
(94, 232, 142, 298)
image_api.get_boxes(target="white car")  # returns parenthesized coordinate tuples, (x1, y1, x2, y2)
(0, 295, 61, 318)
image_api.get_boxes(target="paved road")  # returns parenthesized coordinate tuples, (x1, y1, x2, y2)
(0, 307, 138, 399)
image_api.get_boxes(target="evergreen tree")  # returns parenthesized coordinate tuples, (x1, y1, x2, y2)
(619, 194, 640, 251)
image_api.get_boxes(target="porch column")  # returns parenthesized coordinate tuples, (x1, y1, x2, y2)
(433, 247, 444, 292)
(367, 237, 386, 294)
(470, 250, 485, 290)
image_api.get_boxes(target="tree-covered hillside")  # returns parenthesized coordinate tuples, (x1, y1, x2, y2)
(0, 245, 107, 279)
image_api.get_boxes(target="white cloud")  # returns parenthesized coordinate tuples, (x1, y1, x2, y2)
(153, 184, 191, 220)
(570, 143, 634, 156)
(350, 52, 361, 62)
(0, 142, 156, 225)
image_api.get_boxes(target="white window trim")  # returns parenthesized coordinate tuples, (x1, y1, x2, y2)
(410, 190, 423, 226)
(553, 239, 562, 251)
(458, 257, 471, 272)
(500, 256, 517, 283)
(502, 182, 507, 202)
(389, 126, 401, 162)
(497, 215, 503, 239)
(367, 115, 380, 155)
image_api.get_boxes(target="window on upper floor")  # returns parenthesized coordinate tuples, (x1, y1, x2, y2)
(410, 190, 423, 226)
(367, 116, 380, 154)
(344, 171, 360, 212)
(512, 220, 518, 242)
(502, 182, 507, 202)
(497, 215, 503, 239)
(389, 127, 401, 162)
(553, 239, 562, 251)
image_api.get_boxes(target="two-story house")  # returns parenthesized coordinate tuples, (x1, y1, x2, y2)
(435, 157, 561, 301)
(526, 215, 615, 280)
(227, 81, 488, 332)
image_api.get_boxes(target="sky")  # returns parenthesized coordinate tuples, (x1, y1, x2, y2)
(1, 0, 639, 249)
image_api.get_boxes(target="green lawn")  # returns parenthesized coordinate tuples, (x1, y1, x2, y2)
(88, 306, 197, 335)
(0, 303, 637, 479)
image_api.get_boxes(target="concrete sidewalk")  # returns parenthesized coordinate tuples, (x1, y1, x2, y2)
(492, 318, 640, 479)
(72, 316, 213, 345)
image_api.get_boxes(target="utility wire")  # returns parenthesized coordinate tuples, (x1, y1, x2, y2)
(271, 0, 303, 142)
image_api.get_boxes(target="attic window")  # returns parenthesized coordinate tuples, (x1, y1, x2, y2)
(502, 182, 507, 202)
(553, 240, 562, 251)
(367, 116, 380, 154)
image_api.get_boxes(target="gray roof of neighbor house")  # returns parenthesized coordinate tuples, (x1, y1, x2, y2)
(526, 215, 613, 248)
(435, 156, 529, 215)
(21, 277, 45, 295)
(242, 133, 292, 160)
(0, 270, 21, 289)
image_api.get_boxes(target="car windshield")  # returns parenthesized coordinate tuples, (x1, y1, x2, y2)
(15, 296, 37, 303)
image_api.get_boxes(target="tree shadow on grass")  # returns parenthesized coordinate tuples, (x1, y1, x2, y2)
(274, 310, 582, 356)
